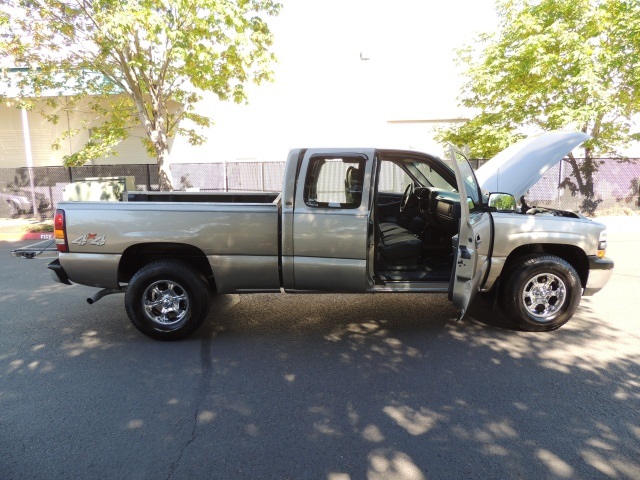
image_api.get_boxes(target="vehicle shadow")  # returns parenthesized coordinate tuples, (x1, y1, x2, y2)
(464, 293, 519, 330)
(1, 250, 638, 480)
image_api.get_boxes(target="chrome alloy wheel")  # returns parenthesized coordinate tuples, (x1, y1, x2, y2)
(142, 280, 190, 326)
(522, 273, 567, 320)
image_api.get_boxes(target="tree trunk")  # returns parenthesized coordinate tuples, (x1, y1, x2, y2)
(579, 157, 600, 214)
(563, 152, 601, 215)
(127, 79, 174, 191)
(153, 129, 173, 191)
(157, 146, 174, 191)
(149, 122, 174, 191)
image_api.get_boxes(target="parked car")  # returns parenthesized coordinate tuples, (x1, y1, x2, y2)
(0, 190, 51, 217)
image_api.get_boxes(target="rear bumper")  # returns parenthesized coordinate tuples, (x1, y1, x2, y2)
(47, 259, 72, 285)
(584, 256, 614, 296)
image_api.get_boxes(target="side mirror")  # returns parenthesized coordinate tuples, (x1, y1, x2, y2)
(488, 192, 517, 212)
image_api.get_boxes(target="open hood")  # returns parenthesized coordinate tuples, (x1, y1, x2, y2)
(475, 131, 591, 199)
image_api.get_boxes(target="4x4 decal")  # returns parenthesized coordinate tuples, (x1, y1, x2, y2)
(71, 233, 106, 247)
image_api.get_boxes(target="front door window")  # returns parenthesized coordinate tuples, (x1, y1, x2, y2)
(448, 148, 482, 211)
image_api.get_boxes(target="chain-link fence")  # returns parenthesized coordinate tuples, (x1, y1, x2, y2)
(1, 157, 638, 219)
(172, 161, 286, 192)
(525, 158, 640, 212)
(0, 164, 159, 219)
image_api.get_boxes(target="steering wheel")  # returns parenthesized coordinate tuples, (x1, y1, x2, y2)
(418, 187, 432, 214)
(400, 183, 413, 213)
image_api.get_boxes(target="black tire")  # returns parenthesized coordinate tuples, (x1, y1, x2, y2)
(498, 254, 582, 332)
(125, 260, 211, 340)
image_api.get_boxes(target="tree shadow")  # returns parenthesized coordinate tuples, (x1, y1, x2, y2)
(1, 242, 638, 480)
(173, 292, 640, 479)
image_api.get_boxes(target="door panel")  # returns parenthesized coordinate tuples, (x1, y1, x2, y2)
(377, 192, 402, 209)
(448, 147, 494, 318)
(292, 209, 369, 291)
(292, 149, 375, 292)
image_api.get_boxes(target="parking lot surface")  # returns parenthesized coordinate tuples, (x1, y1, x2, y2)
(0, 217, 638, 480)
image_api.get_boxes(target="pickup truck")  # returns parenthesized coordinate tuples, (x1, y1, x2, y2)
(41, 131, 614, 340)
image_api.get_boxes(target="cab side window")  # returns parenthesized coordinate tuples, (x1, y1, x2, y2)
(304, 157, 365, 208)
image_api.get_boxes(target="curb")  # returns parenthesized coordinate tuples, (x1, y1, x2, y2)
(0, 232, 54, 242)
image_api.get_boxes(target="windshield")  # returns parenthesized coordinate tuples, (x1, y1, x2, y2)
(412, 162, 457, 191)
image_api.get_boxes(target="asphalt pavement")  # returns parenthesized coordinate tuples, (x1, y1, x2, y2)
(0, 217, 638, 480)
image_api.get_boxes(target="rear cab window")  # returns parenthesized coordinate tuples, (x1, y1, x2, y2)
(304, 157, 366, 209)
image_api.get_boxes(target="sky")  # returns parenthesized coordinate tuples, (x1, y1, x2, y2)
(171, 0, 501, 163)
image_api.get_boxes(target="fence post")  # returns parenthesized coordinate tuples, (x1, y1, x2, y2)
(223, 160, 228, 192)
(19, 109, 39, 216)
(558, 159, 563, 208)
(146, 164, 151, 190)
(261, 162, 265, 191)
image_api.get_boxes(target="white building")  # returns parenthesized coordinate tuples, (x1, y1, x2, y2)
(0, 99, 155, 169)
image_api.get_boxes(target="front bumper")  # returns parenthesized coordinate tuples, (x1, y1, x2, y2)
(584, 256, 614, 296)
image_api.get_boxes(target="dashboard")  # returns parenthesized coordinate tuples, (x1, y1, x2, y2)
(415, 187, 461, 225)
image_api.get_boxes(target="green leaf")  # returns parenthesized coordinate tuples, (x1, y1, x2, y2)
(438, 0, 640, 214)
(0, 0, 281, 190)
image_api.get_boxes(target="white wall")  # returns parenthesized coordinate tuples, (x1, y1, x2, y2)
(0, 100, 155, 169)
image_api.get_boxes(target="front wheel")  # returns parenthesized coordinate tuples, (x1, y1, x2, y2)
(125, 260, 211, 340)
(499, 255, 582, 332)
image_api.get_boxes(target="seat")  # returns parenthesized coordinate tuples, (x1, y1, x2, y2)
(380, 222, 410, 236)
(378, 222, 423, 261)
(344, 166, 363, 205)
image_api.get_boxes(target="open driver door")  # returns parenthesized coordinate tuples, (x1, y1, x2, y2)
(448, 146, 494, 319)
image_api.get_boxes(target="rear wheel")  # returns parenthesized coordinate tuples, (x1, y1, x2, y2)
(125, 260, 211, 340)
(499, 254, 582, 332)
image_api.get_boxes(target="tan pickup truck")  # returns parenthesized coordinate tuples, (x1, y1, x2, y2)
(37, 131, 613, 340)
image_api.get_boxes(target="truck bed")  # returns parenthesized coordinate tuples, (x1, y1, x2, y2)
(55, 196, 282, 292)
(127, 191, 280, 203)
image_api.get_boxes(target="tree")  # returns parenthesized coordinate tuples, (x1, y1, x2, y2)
(436, 0, 640, 214)
(0, 0, 280, 190)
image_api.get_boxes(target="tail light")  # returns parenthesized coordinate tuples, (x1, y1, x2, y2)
(54, 209, 68, 253)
